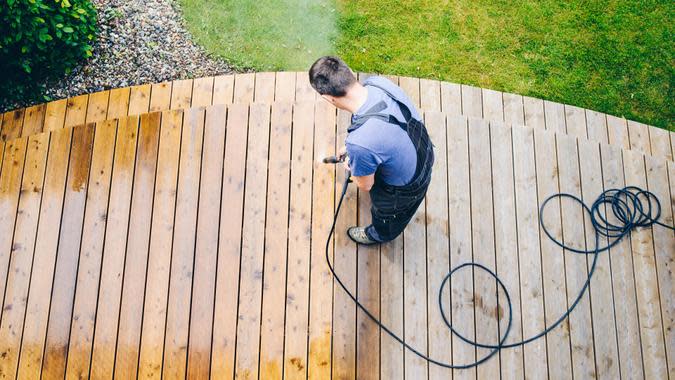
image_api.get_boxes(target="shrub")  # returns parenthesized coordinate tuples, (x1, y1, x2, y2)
(0, 0, 98, 99)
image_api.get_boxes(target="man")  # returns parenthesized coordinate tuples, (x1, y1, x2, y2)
(309, 56, 434, 245)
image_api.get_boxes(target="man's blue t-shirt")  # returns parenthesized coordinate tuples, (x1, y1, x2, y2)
(346, 76, 420, 186)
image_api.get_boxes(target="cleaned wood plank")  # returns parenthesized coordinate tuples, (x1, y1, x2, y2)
(627, 120, 651, 155)
(233, 73, 255, 103)
(482, 88, 504, 121)
(533, 128, 573, 380)
(503, 93, 525, 126)
(186, 105, 226, 380)
(1, 109, 25, 141)
(440, 82, 461, 115)
(149, 81, 172, 112)
(307, 101, 335, 380)
(599, 143, 644, 379)
(382, 74, 399, 85)
(295, 72, 316, 102)
(210, 104, 249, 380)
(90, 115, 139, 379)
(623, 149, 668, 379)
(192, 76, 215, 107)
(128, 84, 152, 115)
(578, 139, 620, 380)
(114, 112, 161, 379)
(137, 110, 183, 379)
(254, 72, 277, 103)
(274, 72, 296, 102)
(648, 125, 672, 161)
(282, 102, 314, 380)
(64, 119, 118, 380)
(213, 75, 235, 104)
(557, 134, 597, 379)
(543, 100, 566, 134)
(399, 77, 421, 108)
(162, 108, 205, 379)
(512, 126, 548, 379)
(606, 115, 629, 150)
(585, 110, 609, 145)
(564, 104, 587, 139)
(234, 103, 271, 380)
(424, 111, 452, 380)
(85, 90, 110, 123)
(523, 96, 545, 129)
(0, 133, 49, 378)
(109, 88, 131, 118)
(489, 121, 525, 379)
(379, 235, 404, 380)
(64, 95, 88, 128)
(41, 124, 95, 379)
(446, 115, 475, 380)
(44, 99, 67, 132)
(21, 104, 46, 137)
(170, 79, 193, 110)
(258, 102, 293, 379)
(461, 84, 482, 118)
(420, 79, 441, 112)
(17, 127, 71, 379)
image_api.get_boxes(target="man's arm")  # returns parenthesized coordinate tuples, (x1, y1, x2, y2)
(351, 173, 375, 192)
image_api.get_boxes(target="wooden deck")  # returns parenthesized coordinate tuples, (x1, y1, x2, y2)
(0, 73, 672, 380)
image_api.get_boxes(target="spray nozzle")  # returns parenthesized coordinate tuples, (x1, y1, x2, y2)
(322, 154, 346, 164)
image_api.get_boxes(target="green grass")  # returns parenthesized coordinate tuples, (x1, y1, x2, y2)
(179, 0, 673, 129)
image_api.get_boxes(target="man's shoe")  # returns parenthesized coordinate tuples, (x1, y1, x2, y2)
(347, 226, 379, 245)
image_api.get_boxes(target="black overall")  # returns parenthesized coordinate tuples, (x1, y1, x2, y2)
(349, 83, 434, 242)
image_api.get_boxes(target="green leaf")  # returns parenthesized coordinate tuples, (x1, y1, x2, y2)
(56, 23, 63, 28)
(63, 26, 74, 33)
(77, 8, 86, 14)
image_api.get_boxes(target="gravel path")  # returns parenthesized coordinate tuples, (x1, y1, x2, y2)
(2, 0, 237, 112)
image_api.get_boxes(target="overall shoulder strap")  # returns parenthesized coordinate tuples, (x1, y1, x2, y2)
(364, 82, 414, 123)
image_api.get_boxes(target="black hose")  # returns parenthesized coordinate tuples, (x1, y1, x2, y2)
(325, 174, 674, 369)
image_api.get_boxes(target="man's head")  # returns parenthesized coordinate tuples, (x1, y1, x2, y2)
(309, 56, 359, 108)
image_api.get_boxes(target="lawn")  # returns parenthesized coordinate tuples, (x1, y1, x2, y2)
(179, 0, 673, 129)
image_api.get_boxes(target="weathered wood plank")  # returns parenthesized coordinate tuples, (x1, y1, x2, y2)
(461, 84, 482, 118)
(149, 81, 172, 112)
(275, 71, 296, 102)
(380, 235, 404, 380)
(420, 79, 441, 112)
(128, 84, 152, 115)
(170, 79, 194, 110)
(543, 100, 566, 134)
(213, 75, 235, 105)
(606, 115, 629, 150)
(648, 125, 672, 161)
(254, 72, 276, 103)
(523, 96, 545, 129)
(399, 77, 421, 108)
(585, 110, 609, 145)
(294, 72, 316, 102)
(503, 93, 525, 126)
(564, 104, 587, 139)
(192, 76, 215, 107)
(627, 120, 651, 155)
(440, 82, 461, 115)
(482, 88, 504, 121)
(233, 73, 255, 104)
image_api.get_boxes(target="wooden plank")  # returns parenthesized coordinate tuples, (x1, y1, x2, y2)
(41, 123, 95, 379)
(648, 125, 672, 161)
(307, 101, 335, 379)
(213, 75, 235, 104)
(512, 126, 548, 379)
(170, 79, 194, 110)
(482, 88, 504, 121)
(382, 74, 399, 85)
(44, 99, 67, 132)
(89, 115, 139, 379)
(461, 84, 482, 118)
(379, 236, 404, 380)
(210, 104, 249, 380)
(599, 143, 644, 379)
(1, 109, 25, 141)
(420, 79, 441, 112)
(0, 133, 49, 378)
(258, 102, 293, 379)
(425, 111, 452, 380)
(468, 118, 501, 379)
(21, 104, 46, 137)
(114, 112, 161, 379)
(0, 141, 4, 178)
(233, 73, 255, 104)
(557, 134, 597, 379)
(440, 82, 461, 115)
(64, 95, 88, 128)
(606, 115, 629, 150)
(446, 115, 475, 379)
(85, 90, 110, 123)
(149, 81, 172, 112)
(185, 105, 226, 380)
(254, 72, 276, 103)
(136, 110, 183, 379)
(627, 120, 651, 155)
(645, 155, 675, 376)
(523, 96, 545, 129)
(578, 139, 620, 379)
(274, 72, 296, 101)
(623, 150, 668, 379)
(64, 119, 117, 380)
(585, 110, 609, 144)
(191, 76, 215, 107)
(503, 93, 525, 126)
(17, 127, 72, 379)
(399, 77, 421, 108)
(357, 72, 375, 82)
(564, 104, 587, 139)
(282, 102, 314, 380)
(162, 108, 205, 379)
(533, 128, 573, 379)
(127, 84, 152, 115)
(543, 100, 566, 134)
(294, 72, 316, 102)
(330, 110, 357, 380)
(489, 121, 525, 379)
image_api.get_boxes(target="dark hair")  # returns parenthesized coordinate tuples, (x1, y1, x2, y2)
(308, 56, 357, 97)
